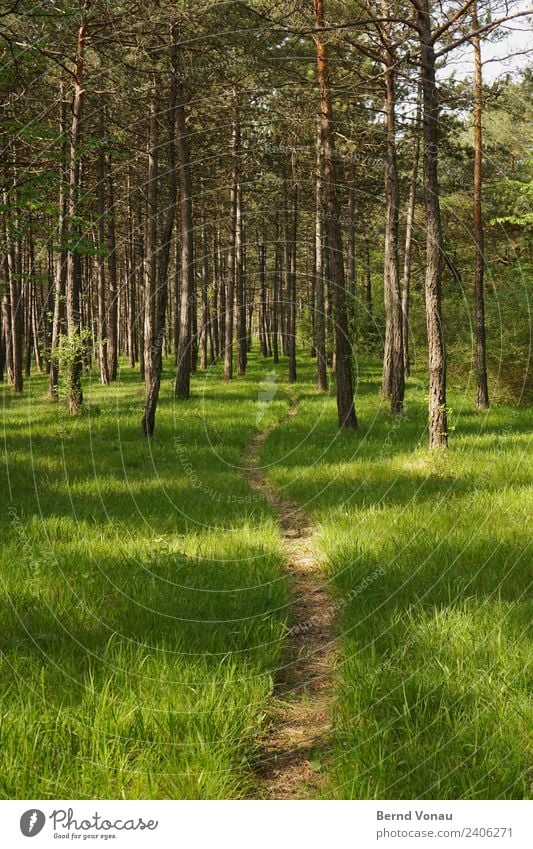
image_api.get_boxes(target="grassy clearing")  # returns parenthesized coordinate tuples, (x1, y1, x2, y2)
(1, 351, 531, 799)
(0, 357, 292, 799)
(261, 357, 532, 799)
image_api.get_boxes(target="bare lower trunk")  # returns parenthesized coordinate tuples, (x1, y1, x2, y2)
(236, 174, 247, 377)
(106, 150, 118, 381)
(472, 1, 489, 410)
(174, 43, 195, 400)
(259, 242, 269, 357)
(401, 87, 421, 378)
(315, 117, 328, 392)
(223, 108, 239, 382)
(143, 18, 180, 435)
(143, 92, 158, 417)
(287, 165, 298, 383)
(417, 0, 448, 447)
(96, 105, 110, 386)
(65, 2, 90, 414)
(272, 236, 280, 364)
(315, 0, 356, 429)
(200, 201, 209, 370)
(381, 33, 404, 414)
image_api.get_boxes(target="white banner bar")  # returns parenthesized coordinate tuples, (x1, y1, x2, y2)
(2, 799, 531, 848)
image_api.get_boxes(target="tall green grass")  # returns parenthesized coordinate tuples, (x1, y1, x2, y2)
(1, 357, 291, 798)
(1, 352, 531, 799)
(261, 358, 532, 799)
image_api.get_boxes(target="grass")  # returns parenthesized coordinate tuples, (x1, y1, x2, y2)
(1, 350, 531, 799)
(261, 357, 532, 799)
(0, 356, 292, 798)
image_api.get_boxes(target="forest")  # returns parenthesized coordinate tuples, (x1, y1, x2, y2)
(0, 0, 531, 801)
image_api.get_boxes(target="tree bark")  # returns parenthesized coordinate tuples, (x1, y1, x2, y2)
(223, 109, 239, 382)
(49, 88, 68, 397)
(174, 35, 195, 400)
(236, 170, 247, 376)
(314, 0, 357, 428)
(200, 199, 210, 370)
(315, 117, 328, 392)
(96, 105, 110, 386)
(287, 160, 298, 383)
(143, 89, 158, 415)
(65, 0, 90, 414)
(416, 0, 448, 447)
(472, 0, 489, 410)
(106, 148, 118, 381)
(142, 17, 180, 435)
(381, 9, 404, 414)
(401, 85, 421, 378)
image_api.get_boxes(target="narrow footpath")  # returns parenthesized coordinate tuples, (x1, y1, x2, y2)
(245, 397, 337, 799)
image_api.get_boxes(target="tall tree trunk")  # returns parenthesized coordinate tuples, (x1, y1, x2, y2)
(364, 239, 373, 328)
(174, 40, 195, 400)
(5, 182, 24, 392)
(287, 162, 298, 383)
(236, 172, 247, 376)
(65, 0, 90, 414)
(401, 85, 421, 378)
(49, 85, 68, 397)
(259, 242, 268, 357)
(96, 105, 110, 385)
(200, 199, 209, 370)
(212, 227, 220, 359)
(223, 109, 239, 382)
(472, 0, 489, 410)
(142, 17, 180, 435)
(272, 235, 280, 365)
(106, 149, 118, 381)
(315, 117, 328, 392)
(347, 155, 356, 297)
(143, 89, 158, 412)
(314, 0, 357, 428)
(381, 15, 404, 415)
(416, 0, 448, 447)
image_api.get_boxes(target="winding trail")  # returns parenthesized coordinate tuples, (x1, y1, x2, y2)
(245, 396, 337, 799)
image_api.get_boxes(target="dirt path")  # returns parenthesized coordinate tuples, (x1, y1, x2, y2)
(245, 397, 337, 799)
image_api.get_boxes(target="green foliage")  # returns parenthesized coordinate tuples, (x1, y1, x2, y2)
(55, 328, 92, 407)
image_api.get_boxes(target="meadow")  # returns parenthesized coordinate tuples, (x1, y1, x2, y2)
(1, 352, 531, 798)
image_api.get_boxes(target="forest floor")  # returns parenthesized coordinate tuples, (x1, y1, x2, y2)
(245, 396, 336, 799)
(0, 352, 531, 799)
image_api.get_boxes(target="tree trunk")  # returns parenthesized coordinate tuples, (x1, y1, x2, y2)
(287, 162, 298, 383)
(106, 149, 118, 381)
(315, 117, 328, 392)
(212, 227, 220, 359)
(314, 0, 357, 428)
(49, 88, 67, 397)
(200, 199, 209, 370)
(472, 0, 489, 410)
(143, 90, 158, 414)
(142, 17, 180, 435)
(259, 242, 269, 357)
(96, 105, 110, 385)
(272, 235, 280, 365)
(401, 85, 421, 378)
(381, 17, 404, 415)
(236, 171, 247, 376)
(347, 156, 356, 297)
(223, 109, 239, 382)
(174, 40, 195, 400)
(417, 0, 448, 447)
(65, 1, 90, 414)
